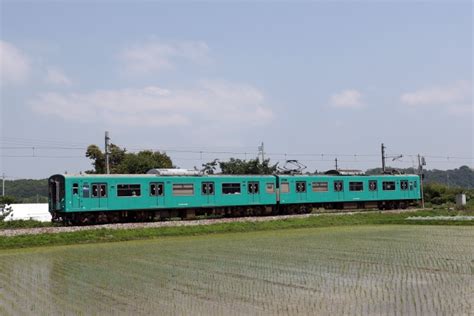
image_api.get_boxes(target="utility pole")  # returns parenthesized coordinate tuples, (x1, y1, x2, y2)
(335, 158, 338, 170)
(418, 154, 425, 209)
(105, 131, 110, 174)
(381, 143, 386, 173)
(2, 173, 4, 197)
(258, 142, 265, 162)
(381, 143, 402, 174)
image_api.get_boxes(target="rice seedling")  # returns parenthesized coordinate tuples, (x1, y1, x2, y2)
(0, 225, 472, 315)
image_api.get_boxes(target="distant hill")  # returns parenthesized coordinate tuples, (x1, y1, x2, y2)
(0, 179, 48, 203)
(366, 165, 474, 188)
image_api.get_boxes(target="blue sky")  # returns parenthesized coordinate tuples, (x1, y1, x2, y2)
(1, 1, 472, 179)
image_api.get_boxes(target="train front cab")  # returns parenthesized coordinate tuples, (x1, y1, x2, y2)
(49, 174, 66, 218)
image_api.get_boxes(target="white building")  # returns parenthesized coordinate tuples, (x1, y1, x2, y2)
(3, 203, 51, 222)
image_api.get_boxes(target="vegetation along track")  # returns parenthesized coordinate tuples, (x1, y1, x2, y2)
(0, 209, 424, 237)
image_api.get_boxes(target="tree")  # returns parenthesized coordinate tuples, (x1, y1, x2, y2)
(218, 158, 278, 175)
(85, 145, 106, 174)
(86, 144, 172, 174)
(116, 150, 173, 174)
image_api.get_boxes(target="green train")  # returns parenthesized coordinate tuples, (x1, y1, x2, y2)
(49, 171, 421, 224)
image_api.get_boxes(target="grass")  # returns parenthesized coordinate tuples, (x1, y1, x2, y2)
(0, 219, 55, 230)
(0, 225, 472, 315)
(0, 209, 472, 250)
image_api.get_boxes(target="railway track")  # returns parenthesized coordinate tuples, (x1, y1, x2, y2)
(0, 209, 421, 237)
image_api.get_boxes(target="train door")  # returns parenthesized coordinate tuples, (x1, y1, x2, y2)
(295, 181, 307, 202)
(91, 183, 108, 210)
(201, 182, 215, 206)
(248, 181, 260, 204)
(334, 180, 344, 201)
(49, 178, 61, 210)
(150, 182, 165, 207)
(400, 180, 409, 199)
(368, 180, 378, 200)
(71, 182, 81, 209)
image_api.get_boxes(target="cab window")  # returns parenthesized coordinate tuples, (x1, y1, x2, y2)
(72, 183, 79, 195)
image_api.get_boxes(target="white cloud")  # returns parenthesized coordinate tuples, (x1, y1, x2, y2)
(330, 89, 364, 108)
(400, 80, 472, 106)
(30, 80, 273, 127)
(120, 40, 211, 75)
(0, 40, 31, 84)
(45, 67, 72, 86)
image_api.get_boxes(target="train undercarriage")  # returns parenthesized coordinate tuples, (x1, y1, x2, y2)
(52, 200, 415, 226)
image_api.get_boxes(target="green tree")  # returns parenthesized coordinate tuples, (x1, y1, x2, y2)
(85, 145, 106, 174)
(86, 144, 172, 174)
(116, 151, 173, 174)
(0, 196, 16, 205)
(218, 158, 278, 175)
(85, 144, 127, 174)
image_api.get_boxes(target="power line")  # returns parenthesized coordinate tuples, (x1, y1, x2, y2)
(2, 145, 472, 160)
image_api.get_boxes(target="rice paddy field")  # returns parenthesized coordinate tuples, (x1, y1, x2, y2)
(0, 225, 472, 315)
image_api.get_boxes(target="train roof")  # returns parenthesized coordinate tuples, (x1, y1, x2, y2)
(52, 173, 419, 179)
(52, 174, 276, 178)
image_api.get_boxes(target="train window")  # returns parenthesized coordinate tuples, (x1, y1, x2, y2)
(173, 184, 194, 196)
(91, 183, 107, 198)
(201, 182, 214, 195)
(99, 184, 107, 197)
(83, 183, 90, 198)
(72, 183, 79, 195)
(280, 182, 290, 193)
(296, 181, 306, 193)
(266, 183, 275, 193)
(99, 183, 107, 197)
(150, 183, 164, 196)
(334, 181, 343, 192)
(312, 182, 328, 192)
(382, 181, 396, 191)
(92, 184, 99, 197)
(400, 180, 409, 191)
(248, 182, 259, 194)
(118, 184, 141, 197)
(369, 180, 377, 191)
(409, 183, 414, 191)
(222, 183, 241, 194)
(349, 182, 364, 191)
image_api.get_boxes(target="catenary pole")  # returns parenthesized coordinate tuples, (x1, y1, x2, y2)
(381, 143, 386, 173)
(105, 131, 110, 174)
(258, 142, 265, 162)
(418, 154, 425, 209)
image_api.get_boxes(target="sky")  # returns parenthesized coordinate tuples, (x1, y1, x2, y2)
(0, 1, 473, 179)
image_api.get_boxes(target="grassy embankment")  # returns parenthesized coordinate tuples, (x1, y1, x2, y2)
(0, 209, 472, 250)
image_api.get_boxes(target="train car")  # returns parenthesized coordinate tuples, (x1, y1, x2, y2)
(49, 174, 277, 224)
(49, 171, 422, 225)
(277, 174, 421, 211)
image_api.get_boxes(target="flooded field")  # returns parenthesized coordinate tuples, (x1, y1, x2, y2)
(0, 225, 472, 315)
